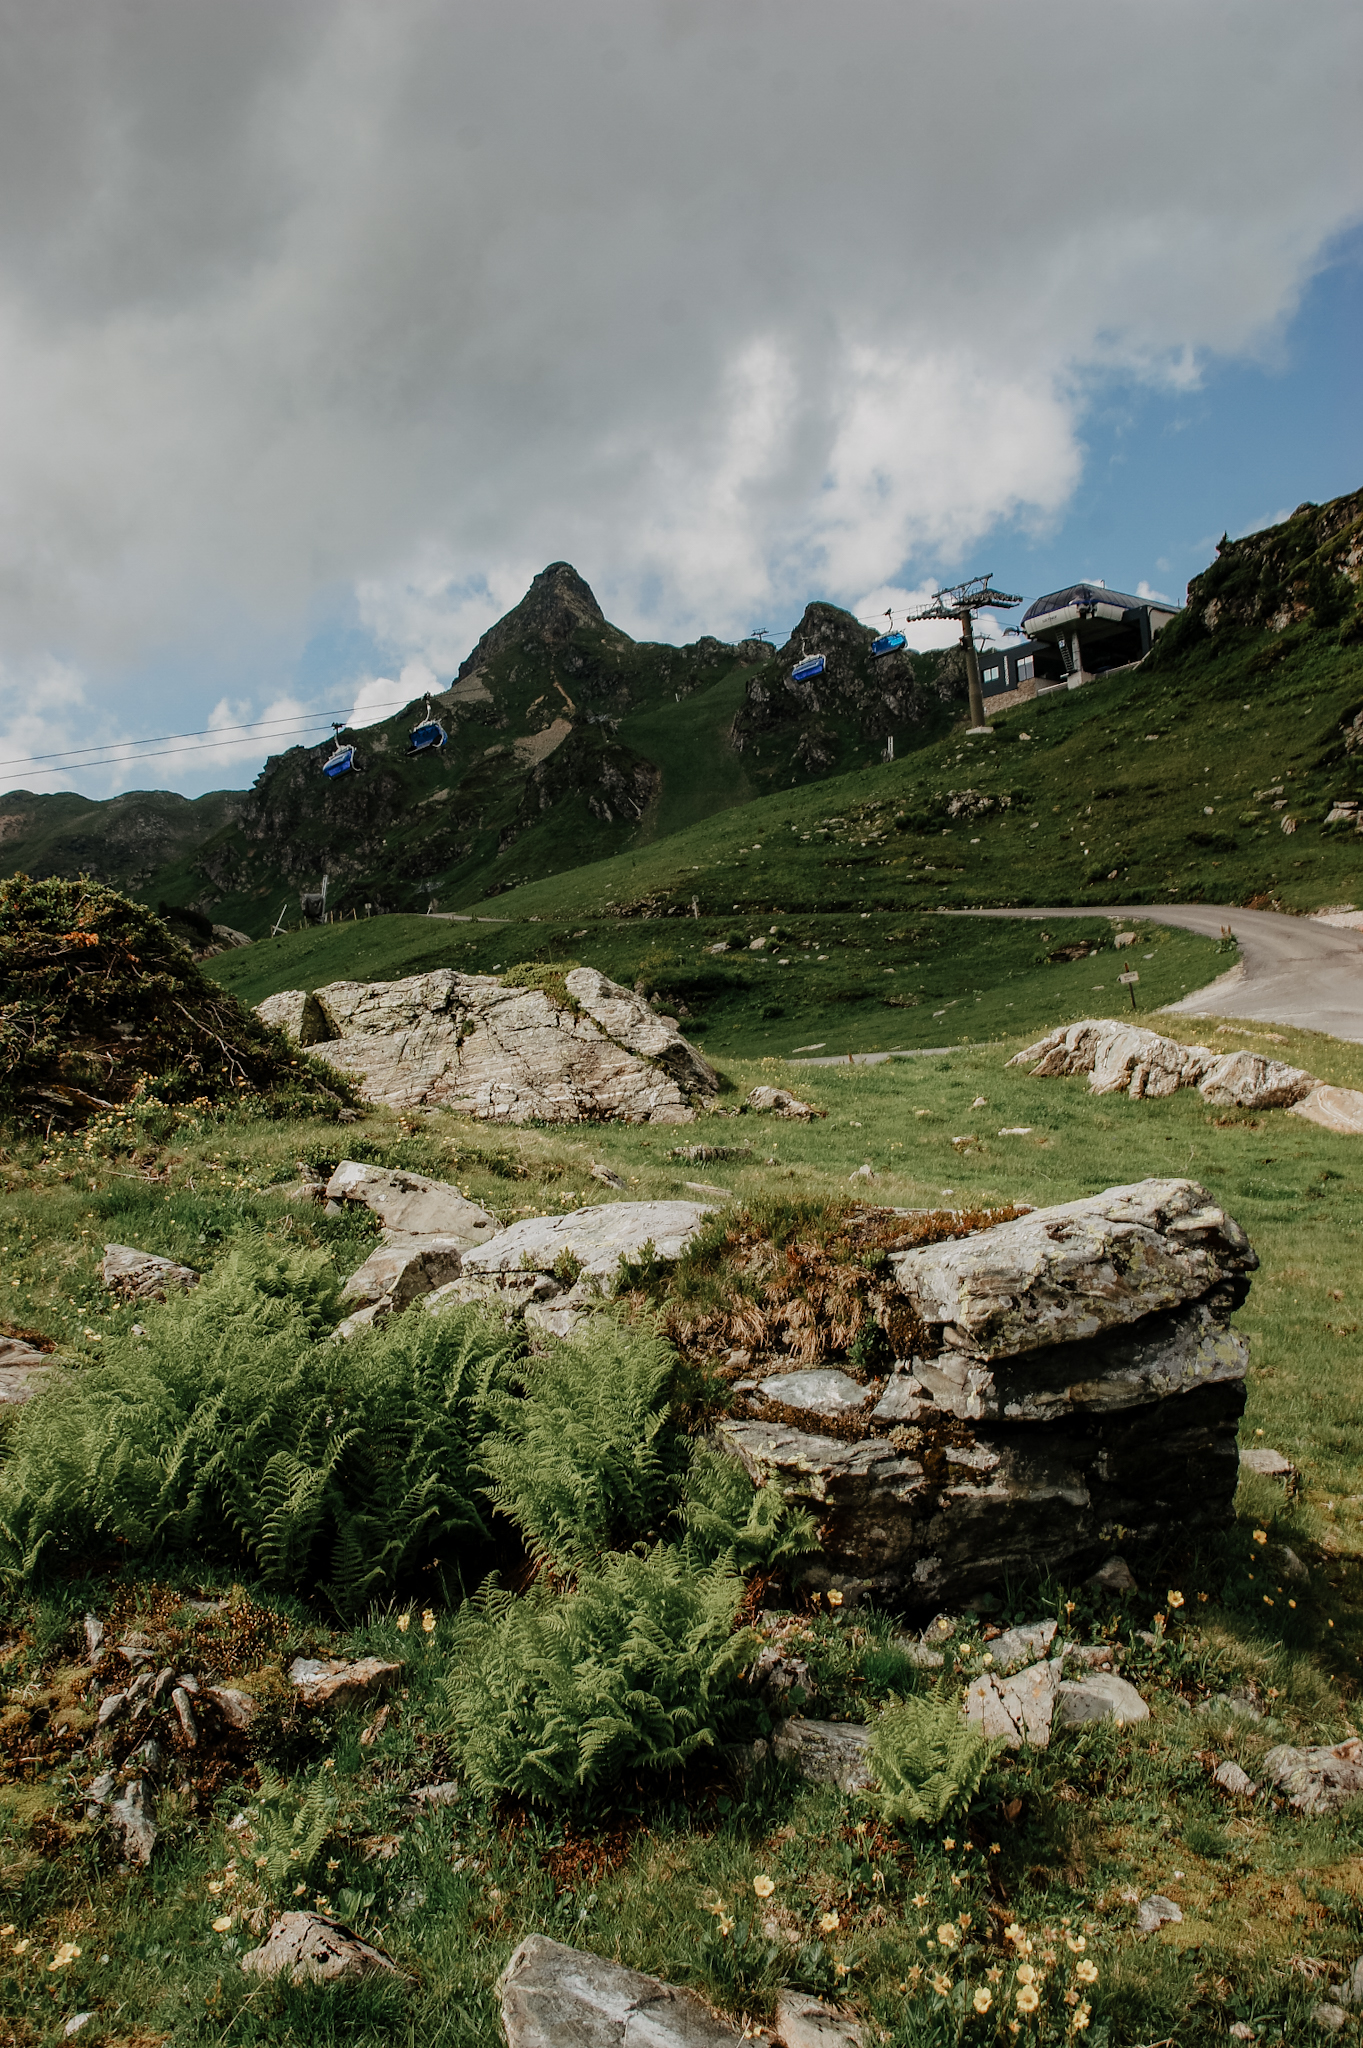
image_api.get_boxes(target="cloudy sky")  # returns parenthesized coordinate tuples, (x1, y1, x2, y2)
(1, 0, 1361, 800)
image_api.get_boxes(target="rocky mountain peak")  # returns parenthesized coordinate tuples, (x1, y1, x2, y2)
(455, 562, 630, 680)
(775, 601, 872, 668)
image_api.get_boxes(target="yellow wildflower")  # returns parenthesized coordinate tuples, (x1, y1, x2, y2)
(819, 1912, 840, 1934)
(1252, 1530, 1267, 1545)
(396, 1612, 411, 1632)
(1065, 1934, 1086, 1953)
(1016, 1984, 1040, 2015)
(13, 1939, 32, 1955)
(913, 1894, 929, 1908)
(943, 1837, 956, 1851)
(753, 1875, 776, 1899)
(834, 1962, 849, 1981)
(0, 1925, 14, 1937)
(929, 1972, 951, 1997)
(987, 1967, 1002, 1982)
(936, 1924, 959, 1949)
(421, 1608, 436, 1633)
(973, 1988, 992, 2014)
(207, 1880, 224, 1895)
(212, 1915, 232, 1933)
(1016, 1963, 1036, 1985)
(827, 1590, 844, 1607)
(1071, 2001, 1092, 2032)
(1075, 1960, 1098, 1985)
(1167, 1590, 1185, 1609)
(1005, 1922, 1024, 1943)
(48, 1942, 81, 1971)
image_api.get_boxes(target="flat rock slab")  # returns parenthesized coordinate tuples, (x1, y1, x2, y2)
(1055, 1671, 1149, 1729)
(287, 1656, 403, 1709)
(102, 1243, 200, 1301)
(0, 1335, 51, 1367)
(963, 1660, 1057, 1748)
(325, 1161, 496, 1245)
(888, 1178, 1255, 1360)
(1213, 1759, 1258, 1799)
(758, 1370, 874, 1418)
(1009, 1019, 1316, 1109)
(464, 1201, 714, 1284)
(500, 1934, 742, 2048)
(775, 1992, 864, 2048)
(771, 1717, 875, 1792)
(1262, 1738, 1363, 1814)
(0, 1361, 57, 1406)
(1240, 1446, 1294, 1478)
(262, 967, 717, 1124)
(989, 1619, 1058, 1674)
(1290, 1084, 1363, 1136)
(240, 1912, 399, 1986)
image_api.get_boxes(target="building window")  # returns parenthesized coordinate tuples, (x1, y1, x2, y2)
(1017, 656, 1034, 682)
(982, 665, 1001, 686)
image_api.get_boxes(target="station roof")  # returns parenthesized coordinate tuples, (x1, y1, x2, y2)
(1022, 582, 1178, 625)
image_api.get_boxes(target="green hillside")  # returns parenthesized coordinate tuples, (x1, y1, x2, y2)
(0, 786, 242, 900)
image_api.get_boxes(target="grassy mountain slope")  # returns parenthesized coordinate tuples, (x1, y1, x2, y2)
(0, 787, 243, 898)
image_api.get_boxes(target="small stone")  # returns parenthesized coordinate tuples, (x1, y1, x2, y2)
(1262, 1737, 1363, 1814)
(83, 1613, 104, 1662)
(1240, 1446, 1294, 1478)
(287, 1656, 403, 1710)
(170, 1687, 199, 1745)
(340, 1236, 467, 1312)
(1212, 1759, 1258, 1799)
(1199, 1691, 1264, 1724)
(240, 1912, 400, 1986)
(775, 1989, 865, 2048)
(1291, 1085, 1363, 1137)
(127, 1737, 165, 1777)
(64, 2016, 94, 2037)
(758, 1370, 874, 1418)
(1228, 2024, 1256, 2040)
(1279, 1545, 1310, 1582)
(1089, 1556, 1138, 1594)
(1056, 1672, 1149, 1729)
(1135, 1894, 1183, 1933)
(101, 1244, 200, 1301)
(410, 1781, 462, 1806)
(1312, 2003, 1348, 2033)
(771, 1717, 875, 1792)
(589, 1162, 626, 1189)
(500, 1935, 740, 2048)
(988, 1619, 1058, 1675)
(109, 1776, 158, 1866)
(203, 1686, 258, 1731)
(746, 1086, 824, 1120)
(963, 1660, 1058, 1749)
(324, 1162, 496, 1246)
(96, 1691, 127, 1726)
(848, 1163, 876, 1183)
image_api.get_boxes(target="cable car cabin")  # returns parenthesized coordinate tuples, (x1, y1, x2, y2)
(790, 654, 826, 682)
(870, 631, 906, 658)
(409, 717, 447, 753)
(322, 741, 356, 778)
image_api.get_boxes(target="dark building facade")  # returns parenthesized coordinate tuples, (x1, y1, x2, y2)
(980, 580, 1182, 714)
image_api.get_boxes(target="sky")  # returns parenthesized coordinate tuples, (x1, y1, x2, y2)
(0, 0, 1360, 802)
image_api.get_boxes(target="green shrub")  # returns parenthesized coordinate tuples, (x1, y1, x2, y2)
(0, 1241, 512, 1612)
(867, 1687, 999, 1826)
(442, 1547, 756, 1806)
(478, 1321, 689, 1574)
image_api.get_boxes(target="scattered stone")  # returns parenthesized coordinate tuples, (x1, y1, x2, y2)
(757, 1370, 875, 1419)
(240, 1911, 400, 1986)
(1009, 1019, 1317, 1110)
(1228, 2024, 1256, 2041)
(963, 1660, 1057, 1749)
(1262, 1738, 1363, 1814)
(748, 1644, 814, 1703)
(63, 2015, 93, 2037)
(746, 1086, 824, 1120)
(84, 1613, 104, 1662)
(590, 1162, 626, 1189)
(109, 1776, 157, 1865)
(262, 967, 717, 1123)
(1312, 2003, 1349, 2033)
(0, 1359, 57, 1407)
(0, 1333, 50, 1367)
(1213, 1759, 1258, 1799)
(771, 1717, 875, 1793)
(988, 1619, 1058, 1674)
(1240, 1446, 1294, 1478)
(101, 1243, 200, 1301)
(1291, 1085, 1363, 1137)
(84, 1770, 116, 1818)
(775, 1990, 865, 2048)
(684, 1181, 734, 1198)
(339, 1237, 468, 1317)
(410, 1780, 462, 1806)
(324, 1161, 496, 1245)
(1199, 1692, 1263, 1724)
(500, 1935, 740, 2048)
(460, 1200, 713, 1288)
(171, 1686, 199, 1745)
(1055, 1671, 1149, 1729)
(287, 1656, 403, 1710)
(1330, 1958, 1363, 2010)
(97, 1691, 127, 1727)
(1279, 1545, 1310, 1582)
(1135, 1894, 1183, 1933)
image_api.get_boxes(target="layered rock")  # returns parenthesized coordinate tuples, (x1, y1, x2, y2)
(1008, 1018, 1316, 1108)
(256, 967, 717, 1122)
(716, 1179, 1253, 1609)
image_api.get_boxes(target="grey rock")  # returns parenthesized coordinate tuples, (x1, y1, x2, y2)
(1279, 1544, 1310, 1582)
(775, 1990, 864, 2048)
(96, 1690, 128, 1726)
(1009, 1019, 1316, 1110)
(871, 1377, 934, 1423)
(758, 1370, 875, 1419)
(288, 1655, 403, 1709)
(1262, 1738, 1363, 1814)
(1292, 1084, 1363, 1137)
(1332, 1957, 1363, 2010)
(410, 1780, 462, 1806)
(962, 1660, 1058, 1748)
(340, 1236, 468, 1313)
(324, 1161, 496, 1245)
(84, 1770, 116, 1818)
(102, 1243, 200, 1301)
(1199, 1692, 1263, 1724)
(256, 989, 330, 1046)
(747, 1086, 824, 1119)
(988, 1619, 1058, 1674)
(888, 1179, 1255, 1362)
(171, 1686, 199, 1745)
(748, 1644, 814, 1702)
(1240, 1445, 1294, 1478)
(127, 1737, 165, 1777)
(1212, 1759, 1258, 1799)
(83, 1613, 104, 1662)
(1135, 1894, 1183, 1933)
(463, 1200, 713, 1287)
(267, 967, 717, 1123)
(771, 1717, 875, 1792)
(0, 1344, 56, 1412)
(109, 1776, 157, 1865)
(1055, 1671, 1149, 1729)
(500, 1935, 741, 2048)
(1088, 1556, 1138, 1594)
(1312, 2004, 1349, 2033)
(523, 1299, 592, 1341)
(240, 1911, 400, 1985)
(63, 2015, 93, 2038)
(590, 1162, 626, 1189)
(892, 1639, 945, 1670)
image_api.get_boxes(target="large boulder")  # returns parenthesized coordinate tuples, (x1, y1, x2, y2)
(1009, 1019, 1316, 1109)
(716, 1179, 1253, 1610)
(257, 968, 717, 1122)
(500, 1935, 741, 2048)
(324, 1161, 496, 1245)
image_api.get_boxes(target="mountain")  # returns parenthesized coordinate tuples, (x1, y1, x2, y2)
(0, 788, 244, 901)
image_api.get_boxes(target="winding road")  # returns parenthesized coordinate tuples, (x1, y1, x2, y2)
(954, 904, 1363, 1043)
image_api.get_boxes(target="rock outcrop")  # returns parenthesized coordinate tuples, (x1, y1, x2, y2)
(500, 1935, 742, 2048)
(716, 1179, 1254, 1610)
(240, 1912, 400, 1986)
(1008, 1019, 1316, 1109)
(102, 1244, 201, 1301)
(257, 967, 718, 1122)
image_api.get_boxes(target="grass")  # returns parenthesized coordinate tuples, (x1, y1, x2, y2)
(4, 1018, 1363, 2044)
(205, 907, 1229, 1064)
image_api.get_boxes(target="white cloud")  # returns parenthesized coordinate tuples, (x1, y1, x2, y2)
(0, 0, 1358, 761)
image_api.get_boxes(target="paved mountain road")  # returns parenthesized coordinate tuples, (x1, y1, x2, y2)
(953, 904, 1363, 1043)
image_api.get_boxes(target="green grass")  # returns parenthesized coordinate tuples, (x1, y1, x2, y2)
(205, 908, 1228, 1063)
(5, 1022, 1363, 2044)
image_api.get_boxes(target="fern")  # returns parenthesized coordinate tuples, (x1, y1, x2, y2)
(247, 1768, 339, 1893)
(680, 1450, 818, 1576)
(478, 1320, 689, 1574)
(868, 1687, 999, 1827)
(0, 1239, 514, 1612)
(443, 1548, 757, 1807)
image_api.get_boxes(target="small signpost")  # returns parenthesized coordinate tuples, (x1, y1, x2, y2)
(1118, 969, 1140, 1010)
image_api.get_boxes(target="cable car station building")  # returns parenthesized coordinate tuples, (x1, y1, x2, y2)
(978, 581, 1182, 716)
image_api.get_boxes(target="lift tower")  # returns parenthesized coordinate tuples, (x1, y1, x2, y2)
(904, 574, 1023, 731)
